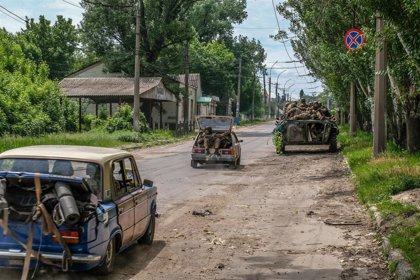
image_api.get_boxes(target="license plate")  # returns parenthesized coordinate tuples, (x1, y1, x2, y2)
(8, 259, 24, 266)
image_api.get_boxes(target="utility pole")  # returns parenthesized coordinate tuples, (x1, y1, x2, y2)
(252, 70, 256, 120)
(268, 76, 272, 118)
(183, 42, 190, 131)
(275, 82, 279, 118)
(263, 70, 267, 118)
(235, 57, 242, 121)
(373, 12, 387, 157)
(349, 81, 357, 136)
(133, 4, 141, 131)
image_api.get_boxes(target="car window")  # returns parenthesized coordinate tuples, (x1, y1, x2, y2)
(233, 133, 239, 143)
(123, 158, 141, 192)
(112, 160, 128, 197)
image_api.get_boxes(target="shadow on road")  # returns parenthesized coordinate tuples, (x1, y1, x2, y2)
(236, 131, 273, 138)
(0, 240, 166, 280)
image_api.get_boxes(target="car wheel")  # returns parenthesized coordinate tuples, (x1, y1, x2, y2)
(329, 131, 338, 152)
(191, 160, 198, 168)
(139, 209, 156, 245)
(237, 156, 241, 166)
(229, 160, 237, 170)
(93, 238, 116, 275)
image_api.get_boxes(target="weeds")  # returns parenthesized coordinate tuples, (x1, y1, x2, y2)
(338, 126, 420, 276)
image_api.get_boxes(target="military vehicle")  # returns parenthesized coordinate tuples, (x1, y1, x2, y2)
(272, 119, 339, 153)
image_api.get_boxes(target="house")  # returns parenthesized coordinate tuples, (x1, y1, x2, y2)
(59, 62, 206, 130)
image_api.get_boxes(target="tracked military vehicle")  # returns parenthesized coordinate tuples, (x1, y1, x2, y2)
(273, 118, 339, 154)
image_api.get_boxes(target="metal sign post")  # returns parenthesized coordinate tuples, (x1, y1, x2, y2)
(344, 28, 365, 137)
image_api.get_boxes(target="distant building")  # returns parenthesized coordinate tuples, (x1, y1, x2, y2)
(59, 62, 206, 130)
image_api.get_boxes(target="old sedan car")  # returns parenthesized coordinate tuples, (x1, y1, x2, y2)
(191, 116, 242, 169)
(0, 145, 157, 275)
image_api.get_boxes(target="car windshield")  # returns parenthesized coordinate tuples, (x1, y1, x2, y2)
(0, 158, 102, 196)
(197, 116, 232, 131)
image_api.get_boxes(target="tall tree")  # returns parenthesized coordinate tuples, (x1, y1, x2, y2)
(17, 15, 79, 80)
(275, 0, 419, 152)
(0, 29, 76, 136)
(188, 0, 247, 42)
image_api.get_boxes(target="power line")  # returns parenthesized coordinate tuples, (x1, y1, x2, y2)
(0, 4, 27, 24)
(0, 9, 25, 25)
(62, 0, 84, 9)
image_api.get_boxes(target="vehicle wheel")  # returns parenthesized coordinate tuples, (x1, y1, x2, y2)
(237, 156, 241, 166)
(191, 160, 198, 168)
(139, 209, 156, 245)
(329, 131, 338, 152)
(229, 160, 237, 170)
(93, 238, 116, 275)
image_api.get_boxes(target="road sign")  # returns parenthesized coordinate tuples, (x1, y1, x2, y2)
(344, 28, 365, 51)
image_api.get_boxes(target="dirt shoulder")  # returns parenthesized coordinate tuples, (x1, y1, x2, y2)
(125, 147, 389, 279)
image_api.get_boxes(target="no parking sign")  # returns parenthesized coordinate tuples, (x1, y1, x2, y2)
(344, 28, 365, 51)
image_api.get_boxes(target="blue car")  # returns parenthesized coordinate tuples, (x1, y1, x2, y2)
(0, 145, 157, 276)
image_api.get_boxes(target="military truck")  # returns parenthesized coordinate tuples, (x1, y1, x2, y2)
(272, 119, 339, 154)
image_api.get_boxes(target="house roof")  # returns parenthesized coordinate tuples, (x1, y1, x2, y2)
(59, 77, 176, 102)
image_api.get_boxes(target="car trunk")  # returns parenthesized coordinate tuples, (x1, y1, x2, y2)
(0, 173, 97, 252)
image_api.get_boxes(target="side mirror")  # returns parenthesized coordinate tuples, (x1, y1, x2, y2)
(143, 179, 154, 188)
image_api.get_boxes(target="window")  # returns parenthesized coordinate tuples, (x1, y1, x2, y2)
(112, 157, 141, 197)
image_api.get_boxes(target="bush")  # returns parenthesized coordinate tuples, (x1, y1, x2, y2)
(106, 104, 149, 133)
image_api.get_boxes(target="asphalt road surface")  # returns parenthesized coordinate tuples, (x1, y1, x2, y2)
(2, 121, 389, 280)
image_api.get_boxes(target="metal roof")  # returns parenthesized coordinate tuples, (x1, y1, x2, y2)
(59, 77, 176, 102)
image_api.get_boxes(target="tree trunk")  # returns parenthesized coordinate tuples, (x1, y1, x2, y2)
(406, 114, 420, 152)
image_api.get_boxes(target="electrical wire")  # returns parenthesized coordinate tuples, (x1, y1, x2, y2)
(0, 5, 27, 24)
(62, 0, 84, 9)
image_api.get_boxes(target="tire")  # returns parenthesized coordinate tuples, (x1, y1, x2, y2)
(237, 156, 241, 166)
(93, 238, 116, 275)
(191, 160, 198, 168)
(229, 159, 237, 170)
(329, 131, 338, 152)
(139, 209, 156, 245)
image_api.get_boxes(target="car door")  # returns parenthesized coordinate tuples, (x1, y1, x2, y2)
(232, 132, 241, 159)
(123, 157, 148, 238)
(112, 159, 135, 246)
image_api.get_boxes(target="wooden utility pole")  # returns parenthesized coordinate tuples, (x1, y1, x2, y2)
(235, 57, 242, 120)
(263, 70, 267, 118)
(275, 83, 279, 118)
(373, 13, 387, 157)
(133, 5, 141, 131)
(183, 42, 190, 131)
(268, 76, 272, 118)
(251, 71, 256, 120)
(349, 81, 357, 136)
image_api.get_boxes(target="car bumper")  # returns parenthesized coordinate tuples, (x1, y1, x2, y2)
(0, 249, 101, 263)
(191, 154, 236, 162)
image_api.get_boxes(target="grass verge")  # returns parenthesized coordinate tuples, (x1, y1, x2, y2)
(0, 129, 193, 153)
(338, 126, 420, 277)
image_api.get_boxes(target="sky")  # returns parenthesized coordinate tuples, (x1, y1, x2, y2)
(0, 0, 323, 100)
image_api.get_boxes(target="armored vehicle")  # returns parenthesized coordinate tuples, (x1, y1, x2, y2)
(273, 119, 339, 153)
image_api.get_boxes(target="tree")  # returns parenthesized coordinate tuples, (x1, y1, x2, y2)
(299, 89, 304, 100)
(0, 29, 77, 136)
(188, 0, 247, 42)
(17, 15, 79, 80)
(275, 0, 419, 152)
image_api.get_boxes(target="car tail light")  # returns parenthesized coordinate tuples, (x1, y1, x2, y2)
(221, 149, 235, 155)
(53, 230, 80, 244)
(193, 148, 205, 153)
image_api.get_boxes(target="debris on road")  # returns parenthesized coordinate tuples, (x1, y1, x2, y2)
(210, 237, 226, 246)
(216, 263, 225, 270)
(324, 219, 363, 226)
(192, 209, 213, 217)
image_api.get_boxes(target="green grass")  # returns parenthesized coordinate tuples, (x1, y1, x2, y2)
(0, 129, 192, 153)
(338, 125, 420, 276)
